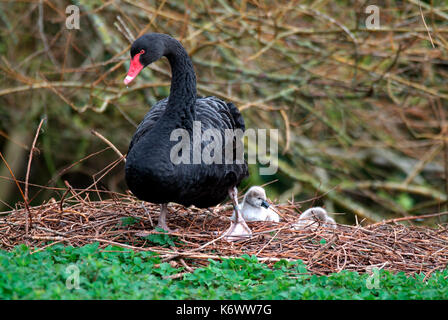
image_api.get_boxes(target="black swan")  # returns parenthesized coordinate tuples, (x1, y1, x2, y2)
(230, 186, 280, 222)
(123, 33, 250, 240)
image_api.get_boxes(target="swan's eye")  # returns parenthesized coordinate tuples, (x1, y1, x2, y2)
(140, 49, 145, 54)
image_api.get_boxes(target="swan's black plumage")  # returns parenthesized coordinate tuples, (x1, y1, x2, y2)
(125, 33, 248, 211)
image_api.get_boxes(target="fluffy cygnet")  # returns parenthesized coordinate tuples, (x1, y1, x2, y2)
(231, 186, 280, 222)
(292, 207, 336, 231)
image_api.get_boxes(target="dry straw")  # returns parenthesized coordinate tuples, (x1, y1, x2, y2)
(1, 192, 447, 276)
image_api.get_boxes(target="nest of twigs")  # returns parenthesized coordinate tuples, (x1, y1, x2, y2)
(1, 192, 448, 276)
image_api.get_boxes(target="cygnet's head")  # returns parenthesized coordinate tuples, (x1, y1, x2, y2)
(243, 186, 270, 209)
(299, 207, 329, 222)
(293, 207, 337, 230)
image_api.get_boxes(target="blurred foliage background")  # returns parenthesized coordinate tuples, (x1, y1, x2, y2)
(1, 0, 448, 225)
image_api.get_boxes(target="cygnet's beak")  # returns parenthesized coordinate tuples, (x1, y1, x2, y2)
(261, 200, 270, 209)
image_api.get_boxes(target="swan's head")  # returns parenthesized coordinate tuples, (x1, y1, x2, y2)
(124, 33, 167, 85)
(244, 186, 270, 209)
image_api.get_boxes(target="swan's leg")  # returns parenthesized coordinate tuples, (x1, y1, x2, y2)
(157, 203, 172, 232)
(135, 203, 176, 237)
(223, 186, 252, 241)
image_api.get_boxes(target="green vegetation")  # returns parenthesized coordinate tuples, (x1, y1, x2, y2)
(141, 227, 179, 247)
(1, 243, 447, 300)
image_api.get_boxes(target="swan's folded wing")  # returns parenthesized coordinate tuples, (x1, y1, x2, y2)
(195, 96, 249, 181)
(128, 98, 168, 152)
(196, 96, 245, 130)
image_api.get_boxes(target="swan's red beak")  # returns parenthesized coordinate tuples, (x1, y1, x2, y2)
(124, 52, 144, 85)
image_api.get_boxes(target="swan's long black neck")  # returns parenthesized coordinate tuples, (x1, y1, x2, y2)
(163, 38, 197, 125)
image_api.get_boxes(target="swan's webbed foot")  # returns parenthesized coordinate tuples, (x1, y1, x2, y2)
(223, 220, 252, 241)
(223, 186, 252, 241)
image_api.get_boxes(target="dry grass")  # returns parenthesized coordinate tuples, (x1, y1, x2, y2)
(1, 191, 447, 276)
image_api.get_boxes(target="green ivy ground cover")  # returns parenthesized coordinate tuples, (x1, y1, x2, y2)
(0, 243, 447, 299)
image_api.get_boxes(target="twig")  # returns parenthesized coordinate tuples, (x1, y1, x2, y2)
(59, 186, 71, 213)
(91, 129, 126, 163)
(418, 0, 436, 48)
(162, 272, 191, 280)
(25, 118, 45, 202)
(38, 0, 59, 67)
(115, 15, 135, 43)
(371, 211, 448, 226)
(0, 152, 31, 232)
